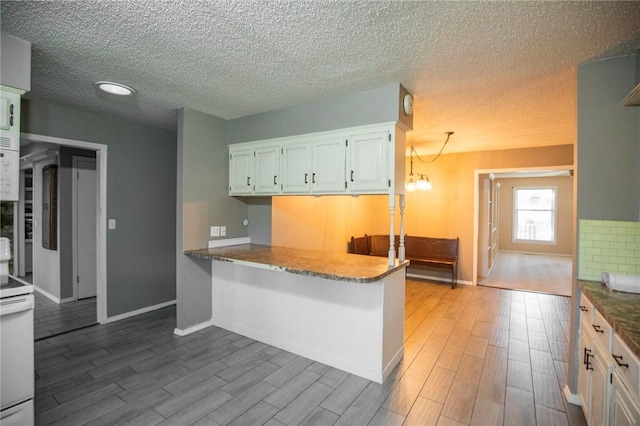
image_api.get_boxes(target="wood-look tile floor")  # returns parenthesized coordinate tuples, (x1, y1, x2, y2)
(34, 291, 97, 340)
(34, 280, 586, 426)
(478, 252, 573, 297)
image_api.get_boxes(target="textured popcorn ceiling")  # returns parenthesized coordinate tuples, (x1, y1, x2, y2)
(1, 1, 639, 154)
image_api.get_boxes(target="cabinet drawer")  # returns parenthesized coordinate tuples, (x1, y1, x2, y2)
(579, 293, 594, 323)
(592, 309, 613, 351)
(612, 334, 640, 396)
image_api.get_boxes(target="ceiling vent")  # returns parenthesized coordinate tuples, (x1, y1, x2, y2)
(621, 50, 640, 106)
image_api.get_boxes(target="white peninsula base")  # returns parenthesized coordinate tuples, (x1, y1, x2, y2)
(209, 260, 406, 384)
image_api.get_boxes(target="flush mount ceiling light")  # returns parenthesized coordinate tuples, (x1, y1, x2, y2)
(95, 81, 136, 96)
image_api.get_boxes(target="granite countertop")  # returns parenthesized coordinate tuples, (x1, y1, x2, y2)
(579, 280, 640, 359)
(185, 244, 409, 283)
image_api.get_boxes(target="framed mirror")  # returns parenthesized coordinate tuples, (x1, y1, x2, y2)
(42, 164, 57, 250)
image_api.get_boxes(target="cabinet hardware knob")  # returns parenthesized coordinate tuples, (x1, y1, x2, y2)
(312, 173, 316, 184)
(274, 175, 277, 185)
(613, 354, 629, 368)
(592, 324, 604, 333)
(247, 177, 251, 186)
(579, 305, 588, 312)
(350, 170, 354, 182)
(304, 173, 308, 184)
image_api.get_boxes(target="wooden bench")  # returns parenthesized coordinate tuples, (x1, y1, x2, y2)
(350, 234, 459, 288)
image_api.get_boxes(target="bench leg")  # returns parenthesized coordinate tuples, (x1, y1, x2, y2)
(451, 266, 456, 289)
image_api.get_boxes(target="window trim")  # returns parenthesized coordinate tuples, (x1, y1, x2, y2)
(512, 186, 557, 245)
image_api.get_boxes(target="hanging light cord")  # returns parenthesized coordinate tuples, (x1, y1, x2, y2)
(411, 131, 454, 164)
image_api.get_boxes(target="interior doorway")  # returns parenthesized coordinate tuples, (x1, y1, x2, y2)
(473, 165, 575, 296)
(21, 133, 107, 328)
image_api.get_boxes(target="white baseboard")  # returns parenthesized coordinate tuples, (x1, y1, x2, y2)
(563, 385, 582, 406)
(34, 286, 62, 304)
(106, 300, 176, 324)
(174, 319, 215, 336)
(59, 297, 76, 304)
(406, 272, 472, 286)
(208, 237, 251, 248)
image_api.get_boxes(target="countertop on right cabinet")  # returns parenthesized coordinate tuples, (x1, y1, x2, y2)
(579, 280, 640, 359)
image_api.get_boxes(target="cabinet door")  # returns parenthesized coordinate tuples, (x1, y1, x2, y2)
(611, 372, 640, 426)
(254, 146, 280, 194)
(282, 143, 311, 193)
(0, 89, 20, 151)
(579, 324, 593, 417)
(348, 131, 389, 192)
(591, 340, 613, 426)
(312, 138, 346, 193)
(229, 148, 253, 194)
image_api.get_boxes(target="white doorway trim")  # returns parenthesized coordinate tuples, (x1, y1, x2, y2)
(21, 132, 108, 324)
(72, 156, 97, 301)
(472, 164, 573, 287)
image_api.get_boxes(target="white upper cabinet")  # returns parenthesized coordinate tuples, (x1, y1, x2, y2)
(312, 138, 346, 193)
(254, 146, 280, 194)
(348, 131, 389, 193)
(282, 143, 311, 193)
(229, 122, 404, 197)
(229, 147, 253, 194)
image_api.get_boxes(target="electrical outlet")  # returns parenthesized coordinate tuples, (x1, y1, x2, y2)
(108, 219, 116, 229)
(220, 226, 226, 236)
(210, 226, 220, 237)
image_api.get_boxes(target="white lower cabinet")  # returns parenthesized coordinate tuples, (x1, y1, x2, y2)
(612, 371, 640, 426)
(578, 292, 640, 426)
(579, 316, 613, 425)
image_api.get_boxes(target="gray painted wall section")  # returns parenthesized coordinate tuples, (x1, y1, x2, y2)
(21, 99, 177, 317)
(247, 198, 272, 245)
(577, 54, 640, 221)
(59, 147, 96, 299)
(177, 107, 248, 329)
(228, 83, 410, 143)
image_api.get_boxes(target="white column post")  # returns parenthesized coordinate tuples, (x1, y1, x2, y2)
(398, 194, 405, 262)
(388, 194, 396, 266)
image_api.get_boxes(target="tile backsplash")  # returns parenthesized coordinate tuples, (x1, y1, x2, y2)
(578, 219, 640, 281)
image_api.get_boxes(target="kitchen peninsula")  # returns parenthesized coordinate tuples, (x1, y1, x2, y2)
(185, 244, 408, 383)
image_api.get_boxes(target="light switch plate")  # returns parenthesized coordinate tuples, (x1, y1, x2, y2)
(210, 226, 220, 237)
(220, 226, 226, 236)
(108, 219, 116, 229)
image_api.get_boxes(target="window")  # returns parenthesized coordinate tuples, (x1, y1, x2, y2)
(513, 187, 556, 244)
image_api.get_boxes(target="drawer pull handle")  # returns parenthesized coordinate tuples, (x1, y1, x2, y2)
(592, 324, 604, 334)
(583, 347, 589, 365)
(585, 349, 593, 371)
(304, 173, 308, 184)
(613, 354, 629, 368)
(274, 175, 277, 185)
(579, 305, 588, 312)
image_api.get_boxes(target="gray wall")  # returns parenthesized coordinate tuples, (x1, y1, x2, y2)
(177, 107, 248, 329)
(58, 147, 96, 299)
(228, 83, 410, 143)
(577, 54, 640, 221)
(21, 99, 177, 317)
